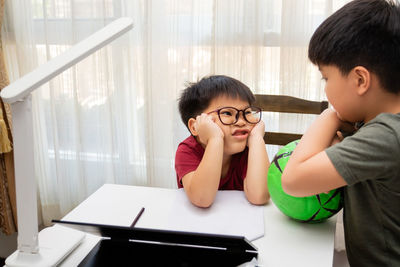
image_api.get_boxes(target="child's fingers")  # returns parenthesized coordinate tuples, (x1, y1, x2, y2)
(195, 113, 224, 142)
(251, 120, 264, 131)
(198, 113, 216, 123)
(257, 119, 265, 128)
(336, 131, 344, 141)
(196, 113, 213, 125)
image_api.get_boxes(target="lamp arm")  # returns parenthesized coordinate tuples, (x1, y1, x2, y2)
(0, 17, 133, 266)
(1, 17, 133, 103)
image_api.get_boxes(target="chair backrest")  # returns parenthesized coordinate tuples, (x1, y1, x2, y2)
(254, 94, 329, 146)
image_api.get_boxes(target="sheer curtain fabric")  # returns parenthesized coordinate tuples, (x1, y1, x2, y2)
(2, 0, 349, 225)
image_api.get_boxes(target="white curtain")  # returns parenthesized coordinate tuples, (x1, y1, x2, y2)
(2, 0, 350, 225)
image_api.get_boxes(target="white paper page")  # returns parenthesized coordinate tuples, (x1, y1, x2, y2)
(165, 189, 264, 241)
(63, 185, 264, 241)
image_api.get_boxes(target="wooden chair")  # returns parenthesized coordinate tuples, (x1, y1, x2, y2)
(254, 94, 329, 146)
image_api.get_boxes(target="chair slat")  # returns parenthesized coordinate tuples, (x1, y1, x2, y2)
(255, 94, 329, 146)
(263, 132, 302, 146)
(254, 94, 328, 114)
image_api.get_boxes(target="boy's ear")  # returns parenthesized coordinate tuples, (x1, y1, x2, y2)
(188, 118, 198, 136)
(353, 66, 370, 96)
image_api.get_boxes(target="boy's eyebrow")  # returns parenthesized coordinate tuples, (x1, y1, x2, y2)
(216, 105, 252, 109)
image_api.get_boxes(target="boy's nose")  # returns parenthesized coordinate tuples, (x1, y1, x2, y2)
(235, 112, 247, 125)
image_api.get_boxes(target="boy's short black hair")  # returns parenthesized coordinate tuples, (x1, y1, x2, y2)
(308, 0, 400, 94)
(178, 75, 255, 128)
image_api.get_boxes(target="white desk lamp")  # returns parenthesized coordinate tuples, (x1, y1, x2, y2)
(0, 17, 133, 267)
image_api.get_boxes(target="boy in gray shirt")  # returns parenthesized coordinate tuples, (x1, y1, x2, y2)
(282, 0, 400, 266)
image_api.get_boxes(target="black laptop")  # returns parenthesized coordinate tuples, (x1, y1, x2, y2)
(52, 220, 258, 267)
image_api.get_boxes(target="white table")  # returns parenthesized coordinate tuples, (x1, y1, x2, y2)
(58, 184, 336, 267)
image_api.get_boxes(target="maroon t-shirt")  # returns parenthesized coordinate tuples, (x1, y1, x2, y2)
(175, 135, 248, 190)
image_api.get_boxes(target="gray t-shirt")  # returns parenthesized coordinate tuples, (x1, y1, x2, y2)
(326, 113, 400, 267)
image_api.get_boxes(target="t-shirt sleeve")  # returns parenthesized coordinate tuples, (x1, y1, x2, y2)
(326, 120, 400, 186)
(175, 142, 203, 188)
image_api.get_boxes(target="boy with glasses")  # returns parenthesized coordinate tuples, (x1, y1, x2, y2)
(175, 75, 270, 208)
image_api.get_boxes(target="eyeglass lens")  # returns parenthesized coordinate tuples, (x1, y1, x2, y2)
(218, 107, 261, 125)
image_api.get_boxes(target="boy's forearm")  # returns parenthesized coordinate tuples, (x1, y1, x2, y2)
(245, 136, 270, 205)
(289, 109, 340, 163)
(185, 137, 224, 207)
(282, 109, 345, 196)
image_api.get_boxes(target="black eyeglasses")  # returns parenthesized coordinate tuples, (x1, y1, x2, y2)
(207, 106, 262, 125)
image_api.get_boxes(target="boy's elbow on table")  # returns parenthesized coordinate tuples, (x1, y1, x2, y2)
(247, 192, 270, 205)
(255, 194, 270, 205)
(188, 193, 215, 208)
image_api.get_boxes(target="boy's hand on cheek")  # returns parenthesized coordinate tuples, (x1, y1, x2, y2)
(195, 113, 224, 145)
(248, 120, 265, 145)
(333, 111, 358, 138)
(330, 131, 344, 146)
(322, 109, 356, 146)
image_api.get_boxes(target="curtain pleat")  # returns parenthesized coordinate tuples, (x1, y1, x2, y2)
(0, 0, 17, 235)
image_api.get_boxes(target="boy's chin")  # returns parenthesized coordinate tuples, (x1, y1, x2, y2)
(225, 143, 247, 155)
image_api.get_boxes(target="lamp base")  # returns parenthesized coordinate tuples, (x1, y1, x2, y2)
(5, 225, 85, 267)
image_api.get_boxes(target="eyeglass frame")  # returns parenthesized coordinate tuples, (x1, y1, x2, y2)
(207, 106, 262, 125)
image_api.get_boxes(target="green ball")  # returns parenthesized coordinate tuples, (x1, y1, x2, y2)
(268, 140, 342, 223)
